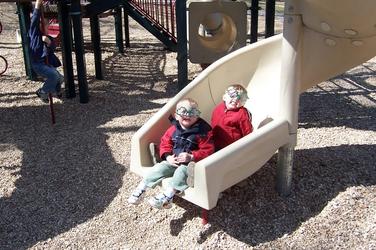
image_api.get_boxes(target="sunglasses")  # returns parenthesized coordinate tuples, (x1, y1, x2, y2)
(176, 106, 201, 117)
(226, 88, 242, 100)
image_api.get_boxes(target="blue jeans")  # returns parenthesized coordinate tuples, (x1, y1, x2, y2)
(32, 62, 62, 93)
(143, 161, 189, 192)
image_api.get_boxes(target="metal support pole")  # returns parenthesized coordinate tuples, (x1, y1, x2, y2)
(123, 8, 130, 48)
(202, 209, 208, 225)
(276, 3, 301, 197)
(17, 2, 36, 80)
(70, 0, 89, 103)
(250, 0, 259, 43)
(90, 15, 103, 80)
(48, 93, 56, 125)
(114, 6, 124, 53)
(175, 0, 188, 90)
(265, 0, 275, 38)
(58, 0, 76, 98)
(276, 144, 294, 196)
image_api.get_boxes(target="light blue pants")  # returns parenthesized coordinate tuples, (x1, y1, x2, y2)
(143, 161, 189, 192)
(32, 62, 62, 93)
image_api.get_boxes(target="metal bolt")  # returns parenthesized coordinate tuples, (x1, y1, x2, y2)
(321, 22, 331, 32)
(344, 29, 358, 36)
(325, 38, 336, 47)
(352, 40, 364, 46)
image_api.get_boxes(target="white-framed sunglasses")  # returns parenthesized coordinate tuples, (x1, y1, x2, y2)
(176, 106, 201, 117)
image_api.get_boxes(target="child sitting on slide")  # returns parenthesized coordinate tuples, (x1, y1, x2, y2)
(128, 98, 214, 209)
(211, 84, 253, 151)
(186, 84, 254, 187)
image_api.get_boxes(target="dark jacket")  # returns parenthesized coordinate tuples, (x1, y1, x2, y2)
(29, 8, 61, 67)
(159, 116, 214, 163)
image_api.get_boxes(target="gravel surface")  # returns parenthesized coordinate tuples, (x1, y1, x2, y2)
(1, 3, 375, 249)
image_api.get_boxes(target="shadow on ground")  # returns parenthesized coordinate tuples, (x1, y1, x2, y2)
(170, 144, 375, 246)
(299, 65, 376, 131)
(187, 144, 375, 245)
(0, 42, 177, 249)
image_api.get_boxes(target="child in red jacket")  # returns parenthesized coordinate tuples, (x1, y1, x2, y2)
(128, 98, 214, 209)
(211, 84, 253, 151)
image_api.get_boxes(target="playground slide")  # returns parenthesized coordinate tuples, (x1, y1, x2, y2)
(130, 35, 292, 210)
(130, 0, 376, 210)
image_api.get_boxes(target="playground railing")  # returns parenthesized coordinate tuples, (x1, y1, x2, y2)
(129, 0, 176, 42)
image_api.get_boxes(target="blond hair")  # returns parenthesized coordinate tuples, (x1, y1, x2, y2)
(176, 98, 199, 110)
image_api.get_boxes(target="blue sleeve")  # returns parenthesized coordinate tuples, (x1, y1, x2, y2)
(29, 8, 43, 59)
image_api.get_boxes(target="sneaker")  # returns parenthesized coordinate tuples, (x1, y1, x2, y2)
(149, 142, 161, 165)
(148, 193, 173, 209)
(127, 188, 146, 205)
(59, 75, 64, 85)
(52, 89, 63, 99)
(36, 88, 49, 103)
(187, 161, 195, 187)
(59, 75, 65, 88)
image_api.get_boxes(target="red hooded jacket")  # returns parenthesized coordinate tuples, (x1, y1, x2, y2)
(211, 102, 253, 150)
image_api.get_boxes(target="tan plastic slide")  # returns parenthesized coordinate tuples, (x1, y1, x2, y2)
(130, 0, 376, 210)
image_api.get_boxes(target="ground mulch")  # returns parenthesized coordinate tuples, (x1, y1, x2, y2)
(1, 3, 375, 249)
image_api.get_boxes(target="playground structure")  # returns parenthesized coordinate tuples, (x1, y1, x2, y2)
(130, 0, 376, 210)
(8, 0, 278, 103)
(3, 0, 374, 212)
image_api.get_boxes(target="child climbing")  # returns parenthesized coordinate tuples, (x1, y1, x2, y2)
(29, 0, 63, 103)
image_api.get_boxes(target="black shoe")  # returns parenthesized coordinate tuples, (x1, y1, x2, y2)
(54, 89, 63, 99)
(36, 88, 49, 103)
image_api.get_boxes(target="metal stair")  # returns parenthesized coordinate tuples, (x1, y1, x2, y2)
(85, 0, 177, 51)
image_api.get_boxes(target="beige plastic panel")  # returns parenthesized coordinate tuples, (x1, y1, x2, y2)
(299, 28, 376, 92)
(130, 36, 292, 209)
(284, 0, 376, 91)
(294, 0, 376, 38)
(188, 1, 247, 64)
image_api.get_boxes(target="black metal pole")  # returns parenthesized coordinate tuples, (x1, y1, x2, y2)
(114, 6, 124, 53)
(276, 144, 294, 196)
(90, 15, 103, 79)
(70, 0, 89, 103)
(17, 2, 36, 80)
(123, 7, 130, 48)
(175, 0, 188, 90)
(58, 0, 76, 98)
(265, 0, 275, 38)
(250, 0, 259, 43)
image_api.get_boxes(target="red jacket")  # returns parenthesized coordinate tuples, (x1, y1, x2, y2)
(159, 116, 214, 163)
(211, 102, 253, 150)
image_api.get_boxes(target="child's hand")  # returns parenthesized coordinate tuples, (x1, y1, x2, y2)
(35, 0, 43, 8)
(177, 152, 193, 164)
(166, 155, 179, 167)
(42, 36, 51, 46)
